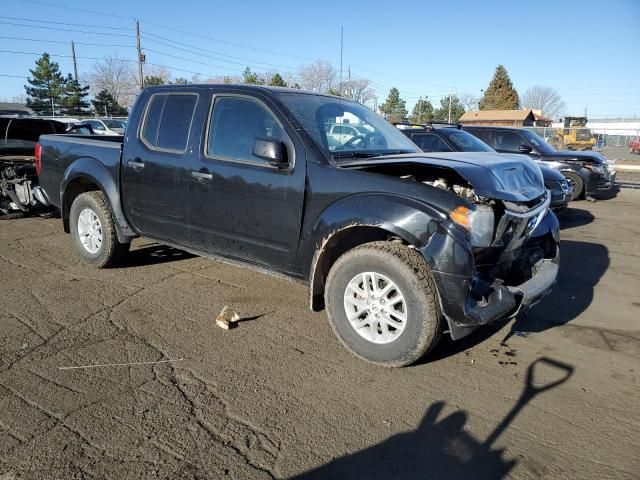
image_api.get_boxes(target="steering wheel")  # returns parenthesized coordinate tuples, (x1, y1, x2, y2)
(340, 134, 368, 149)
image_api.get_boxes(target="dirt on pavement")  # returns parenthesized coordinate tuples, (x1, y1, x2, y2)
(0, 190, 639, 479)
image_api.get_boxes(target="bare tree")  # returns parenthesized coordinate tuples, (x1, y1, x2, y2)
(521, 86, 566, 121)
(459, 93, 479, 111)
(84, 55, 138, 107)
(298, 59, 336, 93)
(340, 78, 376, 105)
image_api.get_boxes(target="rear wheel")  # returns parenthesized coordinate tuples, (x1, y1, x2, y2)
(70, 191, 129, 267)
(564, 172, 584, 201)
(325, 241, 441, 367)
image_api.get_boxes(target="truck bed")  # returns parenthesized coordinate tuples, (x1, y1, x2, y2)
(37, 135, 123, 208)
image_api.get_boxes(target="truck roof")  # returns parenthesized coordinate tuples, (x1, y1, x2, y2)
(143, 84, 340, 99)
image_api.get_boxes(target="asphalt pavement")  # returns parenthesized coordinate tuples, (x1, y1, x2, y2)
(1, 190, 639, 479)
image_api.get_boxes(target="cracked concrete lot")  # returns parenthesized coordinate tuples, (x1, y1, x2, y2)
(1, 190, 639, 479)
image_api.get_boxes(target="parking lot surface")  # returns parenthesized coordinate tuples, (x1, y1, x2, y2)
(1, 190, 639, 479)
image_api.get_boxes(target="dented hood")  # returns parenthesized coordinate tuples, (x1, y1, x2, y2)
(340, 152, 546, 202)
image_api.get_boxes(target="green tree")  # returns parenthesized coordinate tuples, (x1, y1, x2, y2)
(379, 87, 408, 122)
(172, 77, 189, 85)
(91, 89, 128, 116)
(60, 74, 90, 115)
(409, 98, 434, 123)
(326, 87, 343, 97)
(268, 73, 287, 87)
(479, 65, 519, 110)
(434, 95, 465, 122)
(243, 67, 264, 85)
(144, 75, 165, 87)
(24, 53, 65, 116)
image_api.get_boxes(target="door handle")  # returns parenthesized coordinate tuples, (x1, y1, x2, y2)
(127, 159, 145, 171)
(191, 171, 213, 181)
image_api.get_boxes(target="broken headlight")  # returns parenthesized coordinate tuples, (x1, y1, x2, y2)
(449, 204, 494, 247)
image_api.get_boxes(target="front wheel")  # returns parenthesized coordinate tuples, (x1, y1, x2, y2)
(325, 241, 442, 367)
(70, 191, 129, 267)
(563, 172, 584, 201)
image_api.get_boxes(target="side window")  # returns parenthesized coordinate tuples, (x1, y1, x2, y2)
(207, 96, 285, 164)
(469, 129, 494, 147)
(410, 133, 452, 152)
(92, 121, 105, 131)
(141, 94, 197, 152)
(494, 132, 524, 152)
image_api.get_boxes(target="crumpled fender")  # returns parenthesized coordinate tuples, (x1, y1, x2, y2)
(304, 192, 455, 310)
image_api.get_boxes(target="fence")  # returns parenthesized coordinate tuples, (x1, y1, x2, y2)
(527, 126, 640, 148)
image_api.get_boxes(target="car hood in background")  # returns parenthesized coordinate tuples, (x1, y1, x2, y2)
(340, 152, 546, 202)
(541, 150, 607, 164)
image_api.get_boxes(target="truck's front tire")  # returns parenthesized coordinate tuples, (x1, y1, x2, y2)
(325, 241, 442, 367)
(70, 191, 129, 268)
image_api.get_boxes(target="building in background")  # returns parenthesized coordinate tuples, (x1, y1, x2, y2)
(0, 103, 33, 116)
(459, 109, 536, 127)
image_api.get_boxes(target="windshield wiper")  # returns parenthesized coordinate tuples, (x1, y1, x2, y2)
(331, 149, 414, 159)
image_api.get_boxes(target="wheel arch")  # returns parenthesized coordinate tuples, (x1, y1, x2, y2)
(306, 194, 446, 311)
(61, 158, 136, 243)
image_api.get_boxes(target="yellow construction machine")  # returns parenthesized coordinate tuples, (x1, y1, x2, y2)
(552, 116, 596, 150)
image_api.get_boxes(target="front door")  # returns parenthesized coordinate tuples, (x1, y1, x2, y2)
(121, 92, 198, 244)
(188, 93, 305, 271)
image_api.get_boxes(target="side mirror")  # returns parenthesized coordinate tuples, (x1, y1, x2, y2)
(519, 144, 533, 153)
(252, 138, 288, 168)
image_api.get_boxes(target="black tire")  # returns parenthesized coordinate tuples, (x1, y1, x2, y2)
(564, 172, 584, 201)
(325, 241, 442, 367)
(69, 191, 129, 268)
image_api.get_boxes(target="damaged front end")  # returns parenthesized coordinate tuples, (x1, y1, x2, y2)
(342, 154, 560, 340)
(1, 158, 49, 218)
(417, 168, 559, 339)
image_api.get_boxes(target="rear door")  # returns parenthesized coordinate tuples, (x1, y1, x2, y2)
(121, 92, 198, 245)
(188, 92, 306, 271)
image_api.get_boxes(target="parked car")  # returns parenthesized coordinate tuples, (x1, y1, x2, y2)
(463, 126, 615, 200)
(77, 118, 127, 136)
(0, 116, 66, 217)
(397, 123, 573, 212)
(36, 85, 559, 367)
(326, 123, 373, 149)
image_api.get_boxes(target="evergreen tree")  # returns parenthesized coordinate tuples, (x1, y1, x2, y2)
(60, 74, 90, 115)
(409, 98, 434, 123)
(24, 53, 65, 116)
(91, 89, 128, 116)
(243, 67, 264, 85)
(268, 73, 287, 87)
(434, 95, 465, 122)
(379, 87, 408, 121)
(479, 65, 519, 110)
(144, 75, 165, 87)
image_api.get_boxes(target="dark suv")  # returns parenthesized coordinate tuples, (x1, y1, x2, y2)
(463, 126, 615, 200)
(397, 123, 572, 211)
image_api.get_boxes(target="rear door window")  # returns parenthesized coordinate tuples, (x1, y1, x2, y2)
(141, 93, 198, 152)
(410, 133, 452, 152)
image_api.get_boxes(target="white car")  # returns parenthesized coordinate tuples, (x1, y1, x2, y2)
(327, 123, 372, 147)
(78, 118, 127, 136)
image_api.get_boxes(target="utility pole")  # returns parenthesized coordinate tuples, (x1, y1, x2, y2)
(347, 65, 351, 100)
(448, 91, 453, 123)
(136, 20, 144, 91)
(71, 41, 78, 82)
(417, 96, 422, 123)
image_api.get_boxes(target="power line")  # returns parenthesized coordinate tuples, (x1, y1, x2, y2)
(0, 35, 135, 49)
(17, 0, 134, 21)
(0, 15, 131, 31)
(0, 20, 135, 37)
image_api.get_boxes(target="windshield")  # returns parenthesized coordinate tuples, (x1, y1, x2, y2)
(276, 93, 418, 158)
(521, 129, 556, 154)
(442, 130, 494, 152)
(104, 120, 126, 129)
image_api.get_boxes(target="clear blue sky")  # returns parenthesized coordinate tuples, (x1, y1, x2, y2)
(1, 0, 639, 117)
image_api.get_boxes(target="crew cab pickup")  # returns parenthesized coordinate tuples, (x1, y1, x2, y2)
(37, 85, 560, 367)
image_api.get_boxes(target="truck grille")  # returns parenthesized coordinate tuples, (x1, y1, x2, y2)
(492, 192, 551, 252)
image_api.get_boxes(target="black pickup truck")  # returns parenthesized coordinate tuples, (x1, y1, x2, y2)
(37, 85, 560, 367)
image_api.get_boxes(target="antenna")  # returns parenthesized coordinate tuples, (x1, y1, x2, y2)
(339, 26, 343, 96)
